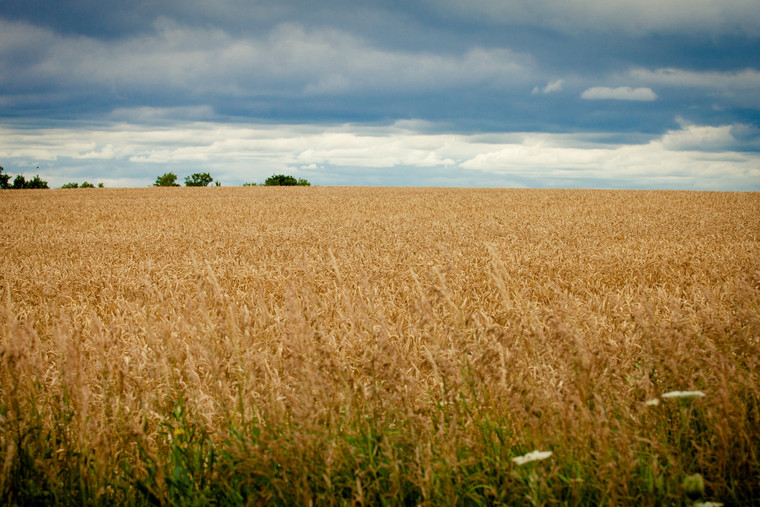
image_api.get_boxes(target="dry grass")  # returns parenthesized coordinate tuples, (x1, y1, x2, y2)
(1, 187, 759, 505)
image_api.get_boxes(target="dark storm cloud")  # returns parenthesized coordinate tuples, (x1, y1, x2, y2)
(0, 16, 538, 125)
(1, 1, 757, 129)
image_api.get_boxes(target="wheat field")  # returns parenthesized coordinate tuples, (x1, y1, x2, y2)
(1, 187, 759, 505)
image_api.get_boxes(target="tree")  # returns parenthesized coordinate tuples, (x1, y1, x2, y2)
(154, 172, 180, 187)
(0, 167, 48, 189)
(185, 172, 214, 187)
(61, 182, 79, 189)
(264, 174, 310, 186)
(26, 175, 49, 189)
(81, 181, 95, 188)
(265, 174, 297, 186)
(0, 166, 10, 189)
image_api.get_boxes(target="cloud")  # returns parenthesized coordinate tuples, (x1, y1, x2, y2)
(0, 18, 534, 107)
(631, 67, 760, 89)
(109, 106, 216, 123)
(581, 86, 658, 101)
(532, 79, 564, 95)
(3, 7, 757, 137)
(660, 121, 760, 152)
(458, 128, 759, 189)
(730, 123, 760, 149)
(8, 0, 760, 40)
(660, 123, 735, 151)
(425, 0, 760, 36)
(1, 118, 758, 190)
(629, 67, 760, 107)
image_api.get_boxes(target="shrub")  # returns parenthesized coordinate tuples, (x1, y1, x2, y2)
(61, 182, 79, 189)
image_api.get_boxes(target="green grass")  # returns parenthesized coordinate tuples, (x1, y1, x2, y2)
(5, 384, 755, 506)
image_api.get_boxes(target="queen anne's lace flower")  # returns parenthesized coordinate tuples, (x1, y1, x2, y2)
(512, 450, 553, 465)
(661, 391, 706, 399)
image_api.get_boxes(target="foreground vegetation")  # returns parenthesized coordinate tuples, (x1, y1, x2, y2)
(1, 187, 758, 505)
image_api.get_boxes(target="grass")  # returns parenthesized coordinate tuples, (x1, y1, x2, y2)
(1, 187, 759, 505)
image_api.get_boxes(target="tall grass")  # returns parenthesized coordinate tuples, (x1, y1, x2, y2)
(1, 187, 759, 505)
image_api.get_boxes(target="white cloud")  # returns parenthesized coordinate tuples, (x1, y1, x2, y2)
(1, 117, 758, 190)
(660, 123, 735, 151)
(532, 79, 564, 95)
(581, 86, 658, 101)
(458, 126, 759, 189)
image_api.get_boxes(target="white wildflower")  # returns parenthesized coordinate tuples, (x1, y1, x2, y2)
(645, 398, 660, 406)
(512, 450, 553, 465)
(694, 502, 723, 507)
(661, 390, 706, 399)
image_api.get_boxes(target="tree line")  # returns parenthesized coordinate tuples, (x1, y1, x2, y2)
(1, 165, 105, 189)
(154, 172, 218, 187)
(1, 166, 311, 189)
(0, 166, 49, 189)
(155, 172, 310, 187)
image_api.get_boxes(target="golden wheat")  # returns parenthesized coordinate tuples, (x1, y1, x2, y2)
(1, 187, 758, 504)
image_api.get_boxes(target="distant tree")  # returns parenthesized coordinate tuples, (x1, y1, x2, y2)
(264, 174, 310, 186)
(61, 182, 79, 189)
(28, 175, 48, 189)
(185, 172, 214, 187)
(81, 181, 95, 188)
(297, 178, 311, 186)
(154, 172, 180, 187)
(243, 182, 257, 186)
(0, 168, 48, 189)
(0, 166, 10, 189)
(98, 182, 104, 188)
(265, 174, 297, 186)
(25, 175, 49, 189)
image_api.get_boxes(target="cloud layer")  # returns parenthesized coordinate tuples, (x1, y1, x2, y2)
(427, 0, 760, 36)
(2, 119, 757, 190)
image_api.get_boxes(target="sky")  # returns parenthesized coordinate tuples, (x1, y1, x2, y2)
(1, 0, 759, 189)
